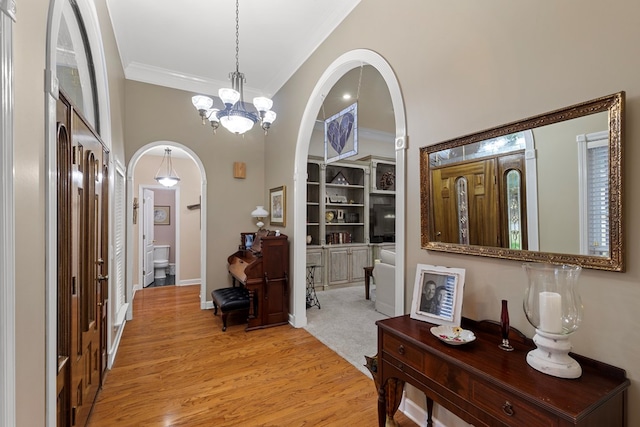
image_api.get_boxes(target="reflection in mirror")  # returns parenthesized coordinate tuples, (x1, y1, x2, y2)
(420, 92, 624, 271)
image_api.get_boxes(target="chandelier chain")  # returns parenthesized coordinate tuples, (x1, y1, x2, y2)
(235, 0, 240, 73)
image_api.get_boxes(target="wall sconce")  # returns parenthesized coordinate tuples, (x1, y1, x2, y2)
(251, 206, 269, 229)
(154, 148, 180, 187)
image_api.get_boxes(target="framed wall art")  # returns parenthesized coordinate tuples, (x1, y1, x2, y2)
(410, 264, 466, 327)
(269, 186, 286, 226)
(324, 102, 358, 164)
(154, 206, 170, 225)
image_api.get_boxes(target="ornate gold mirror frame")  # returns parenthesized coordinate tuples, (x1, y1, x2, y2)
(420, 92, 624, 271)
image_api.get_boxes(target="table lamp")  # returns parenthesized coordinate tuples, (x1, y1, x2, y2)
(251, 206, 269, 229)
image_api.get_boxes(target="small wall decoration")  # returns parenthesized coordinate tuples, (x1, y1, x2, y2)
(410, 264, 466, 327)
(269, 186, 286, 226)
(154, 205, 170, 225)
(325, 102, 358, 164)
(233, 161, 246, 179)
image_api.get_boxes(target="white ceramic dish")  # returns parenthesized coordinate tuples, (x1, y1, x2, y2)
(430, 325, 476, 345)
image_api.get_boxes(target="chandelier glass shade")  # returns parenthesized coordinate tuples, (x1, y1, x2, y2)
(154, 148, 180, 187)
(191, 0, 276, 135)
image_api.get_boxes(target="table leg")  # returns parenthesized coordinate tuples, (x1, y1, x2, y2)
(364, 266, 374, 300)
(426, 396, 434, 427)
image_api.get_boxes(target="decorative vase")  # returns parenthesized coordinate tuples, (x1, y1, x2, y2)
(499, 299, 514, 351)
(522, 263, 583, 378)
(306, 235, 312, 245)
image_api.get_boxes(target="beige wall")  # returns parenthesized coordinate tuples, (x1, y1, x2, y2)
(270, 0, 640, 425)
(13, 0, 640, 425)
(132, 155, 202, 283)
(124, 80, 267, 293)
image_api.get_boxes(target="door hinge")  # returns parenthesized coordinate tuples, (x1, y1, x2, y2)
(72, 146, 77, 165)
(71, 406, 77, 425)
(72, 276, 77, 295)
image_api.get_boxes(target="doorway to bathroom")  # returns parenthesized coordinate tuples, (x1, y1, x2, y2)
(142, 186, 177, 287)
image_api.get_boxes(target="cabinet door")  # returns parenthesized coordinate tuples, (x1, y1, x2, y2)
(306, 249, 324, 286)
(328, 247, 349, 285)
(349, 246, 370, 282)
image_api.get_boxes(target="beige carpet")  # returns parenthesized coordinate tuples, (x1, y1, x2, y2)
(303, 284, 390, 377)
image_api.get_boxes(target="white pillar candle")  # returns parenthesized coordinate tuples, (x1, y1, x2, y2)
(539, 291, 563, 333)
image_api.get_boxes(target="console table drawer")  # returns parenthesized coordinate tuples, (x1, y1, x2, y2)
(470, 380, 557, 427)
(382, 333, 423, 371)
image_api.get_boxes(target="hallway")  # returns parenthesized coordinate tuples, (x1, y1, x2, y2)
(86, 285, 416, 426)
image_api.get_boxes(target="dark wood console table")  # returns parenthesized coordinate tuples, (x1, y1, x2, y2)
(377, 315, 629, 427)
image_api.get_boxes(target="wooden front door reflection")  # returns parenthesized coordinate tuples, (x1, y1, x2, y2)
(430, 152, 526, 249)
(57, 92, 109, 427)
(431, 158, 499, 247)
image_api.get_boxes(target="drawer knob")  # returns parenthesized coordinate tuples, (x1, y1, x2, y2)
(398, 345, 405, 355)
(502, 401, 514, 416)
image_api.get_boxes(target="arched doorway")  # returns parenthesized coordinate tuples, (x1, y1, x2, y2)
(126, 141, 209, 315)
(291, 49, 407, 327)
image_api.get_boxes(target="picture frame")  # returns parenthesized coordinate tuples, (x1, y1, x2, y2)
(410, 264, 466, 327)
(153, 205, 170, 225)
(324, 102, 358, 164)
(269, 186, 286, 226)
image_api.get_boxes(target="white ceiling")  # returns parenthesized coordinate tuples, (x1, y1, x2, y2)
(106, 0, 361, 100)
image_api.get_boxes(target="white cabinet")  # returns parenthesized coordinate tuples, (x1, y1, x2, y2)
(305, 247, 324, 286)
(327, 244, 370, 287)
(306, 158, 394, 289)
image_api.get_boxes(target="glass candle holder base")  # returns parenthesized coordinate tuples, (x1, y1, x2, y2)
(526, 329, 582, 378)
(499, 339, 514, 351)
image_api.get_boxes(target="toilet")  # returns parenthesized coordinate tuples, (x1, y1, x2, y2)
(153, 245, 170, 279)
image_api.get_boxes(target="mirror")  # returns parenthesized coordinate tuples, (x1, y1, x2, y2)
(420, 92, 624, 271)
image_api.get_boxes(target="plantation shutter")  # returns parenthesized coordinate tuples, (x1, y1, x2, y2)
(114, 168, 126, 313)
(586, 144, 609, 257)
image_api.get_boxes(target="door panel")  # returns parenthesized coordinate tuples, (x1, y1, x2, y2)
(431, 159, 499, 247)
(58, 92, 109, 427)
(143, 189, 155, 287)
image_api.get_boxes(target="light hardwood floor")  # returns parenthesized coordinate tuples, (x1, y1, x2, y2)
(87, 285, 417, 427)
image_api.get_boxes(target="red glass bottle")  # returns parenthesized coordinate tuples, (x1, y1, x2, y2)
(499, 299, 514, 351)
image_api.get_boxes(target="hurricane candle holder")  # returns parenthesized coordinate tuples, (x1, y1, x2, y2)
(522, 263, 583, 378)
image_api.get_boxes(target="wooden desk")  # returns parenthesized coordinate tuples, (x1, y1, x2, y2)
(377, 315, 629, 427)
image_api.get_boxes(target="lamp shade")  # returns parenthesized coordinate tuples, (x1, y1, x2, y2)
(221, 114, 255, 134)
(251, 206, 268, 218)
(262, 110, 277, 124)
(253, 96, 273, 112)
(192, 95, 213, 111)
(219, 88, 240, 106)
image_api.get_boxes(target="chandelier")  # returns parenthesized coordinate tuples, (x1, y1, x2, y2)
(192, 0, 276, 135)
(154, 148, 180, 187)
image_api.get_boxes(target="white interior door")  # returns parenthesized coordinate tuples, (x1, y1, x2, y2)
(143, 189, 155, 287)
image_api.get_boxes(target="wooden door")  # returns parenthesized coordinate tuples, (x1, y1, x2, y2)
(143, 189, 155, 287)
(56, 102, 72, 427)
(57, 92, 109, 426)
(431, 159, 499, 246)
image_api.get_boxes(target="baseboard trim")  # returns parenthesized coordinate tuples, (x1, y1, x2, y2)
(398, 393, 446, 427)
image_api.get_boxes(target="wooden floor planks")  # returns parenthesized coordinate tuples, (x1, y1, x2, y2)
(87, 285, 417, 427)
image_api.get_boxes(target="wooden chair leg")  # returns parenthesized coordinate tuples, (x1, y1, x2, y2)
(221, 313, 228, 332)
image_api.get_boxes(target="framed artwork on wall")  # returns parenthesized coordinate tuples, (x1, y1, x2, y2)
(154, 205, 170, 225)
(410, 264, 466, 327)
(269, 186, 286, 226)
(324, 102, 358, 164)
